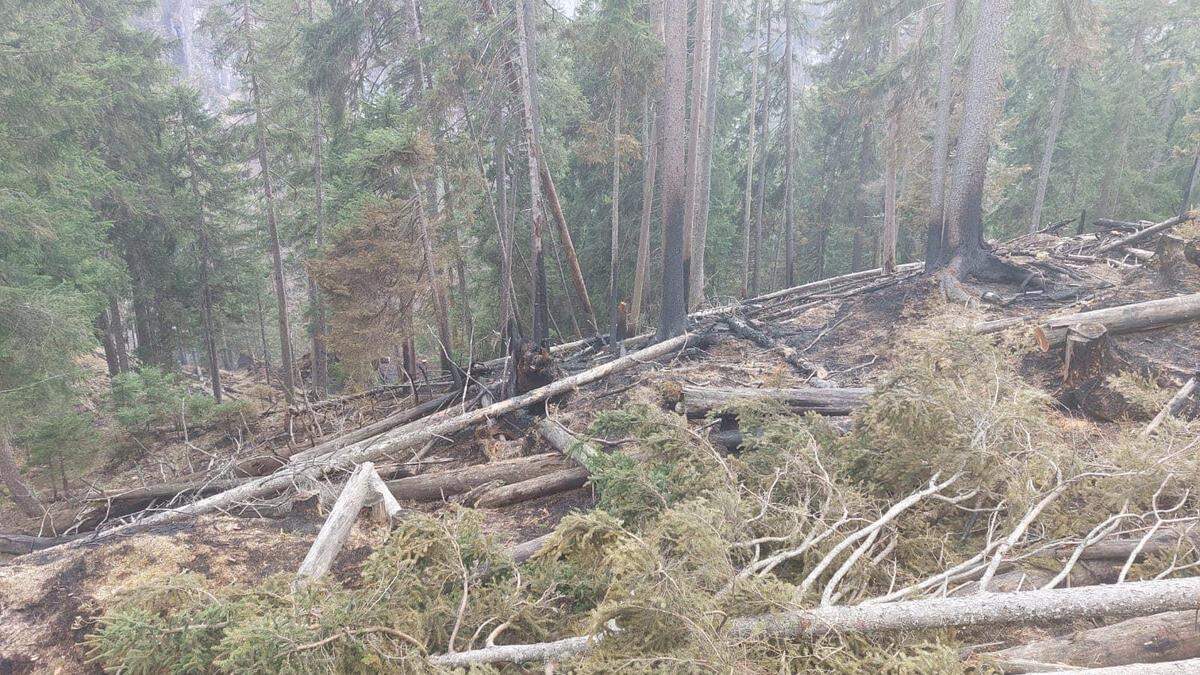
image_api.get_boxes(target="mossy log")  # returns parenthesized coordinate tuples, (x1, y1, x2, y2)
(983, 611, 1200, 673)
(1033, 294, 1200, 350)
(671, 385, 871, 417)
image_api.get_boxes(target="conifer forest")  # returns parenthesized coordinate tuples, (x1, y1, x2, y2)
(7, 0, 1200, 671)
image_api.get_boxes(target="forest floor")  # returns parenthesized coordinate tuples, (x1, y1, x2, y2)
(3, 223, 1200, 673)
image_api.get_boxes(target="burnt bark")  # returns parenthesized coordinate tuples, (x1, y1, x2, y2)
(658, 0, 689, 338)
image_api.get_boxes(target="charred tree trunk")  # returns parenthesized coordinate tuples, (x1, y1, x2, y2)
(631, 92, 658, 328)
(95, 311, 120, 377)
(741, 0, 762, 297)
(782, 0, 796, 287)
(249, 66, 296, 404)
(683, 0, 710, 307)
(412, 178, 457, 382)
(658, 0, 689, 338)
(1028, 66, 1071, 233)
(924, 0, 957, 267)
(691, 0, 722, 306)
(0, 426, 41, 518)
(307, 0, 329, 398)
(109, 296, 129, 373)
(750, 1, 773, 296)
(609, 81, 623, 339)
(1060, 323, 1137, 422)
(515, 0, 550, 343)
(936, 0, 1013, 280)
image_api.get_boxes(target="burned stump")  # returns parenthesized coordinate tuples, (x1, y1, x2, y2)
(1060, 322, 1135, 422)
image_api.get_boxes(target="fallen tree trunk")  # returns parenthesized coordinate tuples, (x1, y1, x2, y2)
(52, 334, 701, 550)
(671, 385, 871, 417)
(1096, 214, 1191, 254)
(471, 420, 600, 507)
(86, 478, 249, 507)
(0, 533, 77, 555)
(1052, 657, 1200, 674)
(1033, 293, 1200, 350)
(236, 390, 463, 476)
(982, 610, 1200, 673)
(694, 261, 925, 318)
(722, 315, 830, 381)
(426, 576, 1200, 666)
(1141, 377, 1198, 437)
(295, 462, 393, 587)
(386, 453, 574, 503)
(472, 467, 591, 508)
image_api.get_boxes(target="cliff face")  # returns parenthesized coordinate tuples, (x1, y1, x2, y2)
(137, 0, 237, 108)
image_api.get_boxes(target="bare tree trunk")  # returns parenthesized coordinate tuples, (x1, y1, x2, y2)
(1180, 148, 1200, 218)
(95, 311, 120, 377)
(444, 183, 475, 343)
(691, 0, 723, 305)
(741, 0, 762, 297)
(609, 81, 623, 339)
(782, 0, 796, 286)
(0, 426, 41, 518)
(1029, 66, 1070, 233)
(924, 0, 956, 267)
(412, 178, 457, 380)
(183, 128, 222, 403)
(495, 134, 515, 337)
(631, 93, 658, 328)
(1096, 30, 1144, 220)
(683, 0, 711, 308)
(515, 0, 549, 343)
(249, 69, 296, 404)
(751, 0, 773, 296)
(306, 0, 329, 397)
(254, 285, 273, 388)
(939, 0, 1013, 274)
(109, 297, 129, 373)
(658, 0, 688, 338)
(880, 30, 900, 275)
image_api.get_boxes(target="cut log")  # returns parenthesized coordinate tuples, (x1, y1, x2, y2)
(471, 467, 591, 508)
(55, 333, 700, 550)
(983, 610, 1200, 673)
(1141, 377, 1198, 437)
(1060, 322, 1135, 422)
(1046, 657, 1200, 674)
(295, 461, 387, 586)
(508, 532, 553, 563)
(722, 315, 830, 381)
(1096, 214, 1190, 254)
(671, 385, 871, 417)
(386, 453, 574, 502)
(427, 577, 1200, 666)
(1033, 294, 1200, 350)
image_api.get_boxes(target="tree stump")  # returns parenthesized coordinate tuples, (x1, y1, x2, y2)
(1185, 237, 1199, 269)
(1061, 322, 1133, 422)
(1156, 233, 1187, 285)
